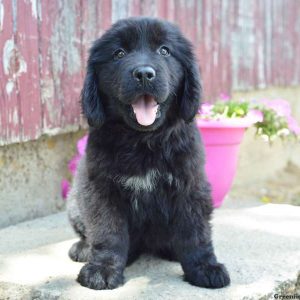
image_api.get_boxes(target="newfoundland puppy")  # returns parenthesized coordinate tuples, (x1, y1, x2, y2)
(67, 17, 230, 290)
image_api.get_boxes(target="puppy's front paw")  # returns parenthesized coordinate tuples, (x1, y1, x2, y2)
(77, 263, 124, 290)
(185, 263, 230, 289)
(69, 240, 90, 262)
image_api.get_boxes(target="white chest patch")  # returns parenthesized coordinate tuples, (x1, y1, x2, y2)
(118, 169, 160, 193)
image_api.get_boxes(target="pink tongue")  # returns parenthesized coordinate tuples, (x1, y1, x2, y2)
(131, 96, 158, 126)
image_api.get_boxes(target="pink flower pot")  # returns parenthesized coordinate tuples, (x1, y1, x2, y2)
(197, 119, 252, 208)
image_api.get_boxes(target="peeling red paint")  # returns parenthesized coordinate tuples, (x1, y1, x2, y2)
(38, 0, 62, 131)
(17, 0, 42, 142)
(0, 0, 299, 145)
(0, 0, 19, 144)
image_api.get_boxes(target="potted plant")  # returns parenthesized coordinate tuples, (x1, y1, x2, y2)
(62, 95, 300, 208)
(197, 95, 300, 207)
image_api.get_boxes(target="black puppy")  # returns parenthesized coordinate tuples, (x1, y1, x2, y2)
(67, 17, 230, 290)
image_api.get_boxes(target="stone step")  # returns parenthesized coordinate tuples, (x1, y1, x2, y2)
(0, 198, 299, 300)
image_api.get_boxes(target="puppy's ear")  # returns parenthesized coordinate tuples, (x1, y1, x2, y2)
(81, 64, 105, 128)
(178, 50, 202, 123)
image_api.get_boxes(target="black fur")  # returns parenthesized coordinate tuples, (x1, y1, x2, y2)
(68, 17, 230, 290)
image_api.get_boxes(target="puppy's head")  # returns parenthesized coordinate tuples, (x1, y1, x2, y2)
(82, 17, 201, 131)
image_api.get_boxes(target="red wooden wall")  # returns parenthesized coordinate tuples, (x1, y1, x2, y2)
(0, 0, 299, 145)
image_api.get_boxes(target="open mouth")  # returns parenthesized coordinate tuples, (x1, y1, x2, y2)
(131, 95, 161, 126)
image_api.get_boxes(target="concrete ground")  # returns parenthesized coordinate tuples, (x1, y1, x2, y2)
(0, 197, 299, 300)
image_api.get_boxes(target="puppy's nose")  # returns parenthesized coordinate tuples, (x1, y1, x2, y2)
(133, 66, 156, 82)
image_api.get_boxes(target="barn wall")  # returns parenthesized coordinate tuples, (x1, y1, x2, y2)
(0, 0, 299, 145)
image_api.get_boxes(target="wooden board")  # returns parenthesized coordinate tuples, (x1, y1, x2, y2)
(1, 0, 299, 145)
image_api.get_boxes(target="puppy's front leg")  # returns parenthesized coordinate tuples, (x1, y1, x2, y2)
(77, 190, 129, 290)
(173, 189, 230, 289)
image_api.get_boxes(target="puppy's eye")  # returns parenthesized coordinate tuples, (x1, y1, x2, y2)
(158, 46, 170, 57)
(113, 49, 126, 60)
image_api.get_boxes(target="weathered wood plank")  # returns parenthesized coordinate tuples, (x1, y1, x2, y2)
(294, 1, 300, 85)
(112, 0, 129, 22)
(283, 0, 296, 86)
(219, 0, 232, 97)
(0, 0, 21, 145)
(140, 0, 157, 17)
(81, 0, 98, 68)
(271, 0, 284, 86)
(195, 0, 205, 99)
(177, 0, 197, 44)
(164, 0, 176, 22)
(39, 0, 82, 133)
(211, 0, 222, 101)
(264, 0, 272, 87)
(98, 0, 112, 34)
(128, 0, 141, 16)
(253, 0, 266, 89)
(16, 0, 42, 142)
(38, 0, 62, 132)
(79, 0, 108, 128)
(201, 0, 213, 100)
(231, 0, 257, 91)
(54, 0, 82, 128)
(81, 0, 113, 67)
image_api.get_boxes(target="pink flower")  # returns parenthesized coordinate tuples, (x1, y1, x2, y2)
(254, 99, 299, 135)
(287, 116, 300, 135)
(61, 179, 70, 199)
(77, 135, 88, 156)
(257, 99, 291, 117)
(61, 135, 89, 199)
(267, 99, 291, 117)
(219, 93, 230, 101)
(200, 103, 213, 116)
(68, 154, 81, 176)
(247, 109, 264, 124)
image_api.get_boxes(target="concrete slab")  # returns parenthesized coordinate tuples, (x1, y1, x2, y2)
(0, 198, 299, 300)
(0, 130, 86, 228)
